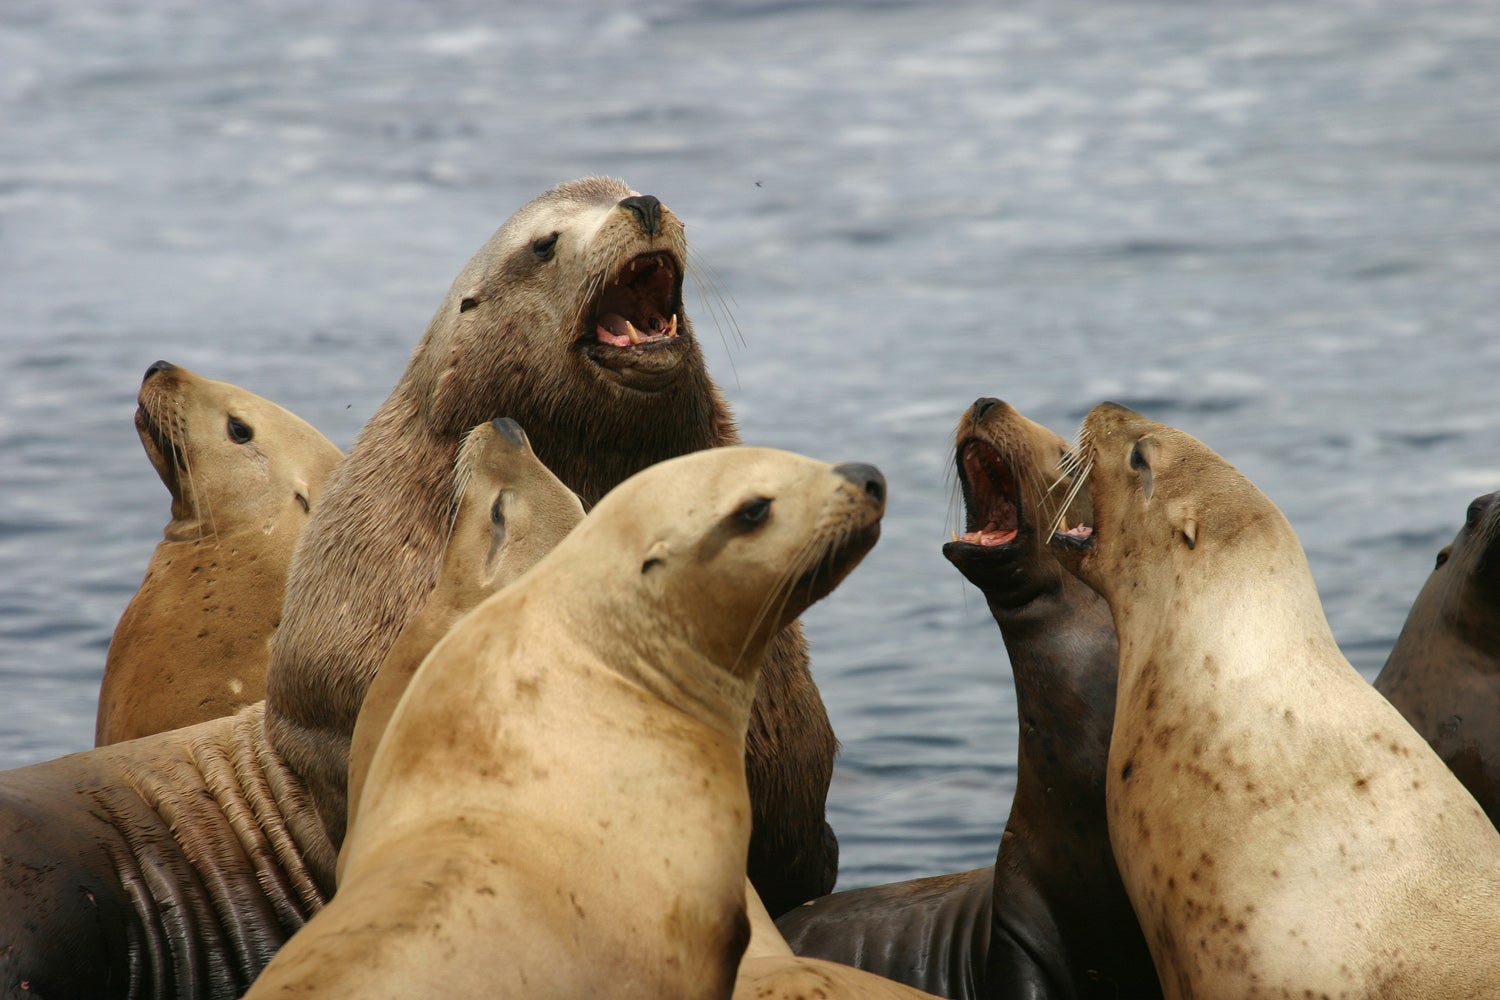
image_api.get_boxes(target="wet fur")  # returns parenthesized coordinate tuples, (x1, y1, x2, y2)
(265, 178, 837, 910)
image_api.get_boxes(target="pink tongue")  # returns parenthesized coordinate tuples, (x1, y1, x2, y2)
(960, 528, 1018, 546)
(596, 313, 632, 347)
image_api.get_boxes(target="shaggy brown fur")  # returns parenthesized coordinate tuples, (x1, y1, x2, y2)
(265, 177, 838, 913)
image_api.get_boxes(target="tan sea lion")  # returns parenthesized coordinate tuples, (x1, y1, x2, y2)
(96, 361, 342, 745)
(1053, 402, 1500, 1000)
(245, 447, 886, 999)
(265, 178, 838, 914)
(737, 880, 946, 1000)
(780, 397, 1157, 1000)
(343, 417, 584, 852)
(0, 421, 558, 999)
(1376, 490, 1500, 823)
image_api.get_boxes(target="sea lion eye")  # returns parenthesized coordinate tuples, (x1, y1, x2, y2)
(227, 417, 253, 444)
(1466, 497, 1489, 529)
(531, 232, 560, 261)
(1435, 547, 1451, 570)
(491, 495, 506, 526)
(459, 296, 479, 312)
(735, 497, 773, 528)
(295, 493, 310, 513)
(1129, 442, 1148, 471)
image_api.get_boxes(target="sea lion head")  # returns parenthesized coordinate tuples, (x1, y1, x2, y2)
(942, 396, 1093, 602)
(1052, 402, 1281, 605)
(418, 177, 700, 433)
(133, 360, 342, 542)
(564, 447, 885, 677)
(447, 417, 587, 591)
(1414, 491, 1500, 648)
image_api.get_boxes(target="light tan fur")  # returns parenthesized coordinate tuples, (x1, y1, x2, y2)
(737, 880, 946, 999)
(264, 179, 837, 912)
(1067, 402, 1500, 1000)
(97, 362, 341, 745)
(246, 447, 883, 1000)
(342, 418, 584, 867)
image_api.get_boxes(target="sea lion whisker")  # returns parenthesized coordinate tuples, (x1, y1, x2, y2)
(685, 247, 746, 351)
(736, 531, 826, 672)
(1047, 455, 1092, 539)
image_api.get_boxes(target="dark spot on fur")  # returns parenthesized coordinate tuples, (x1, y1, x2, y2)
(1122, 761, 1134, 781)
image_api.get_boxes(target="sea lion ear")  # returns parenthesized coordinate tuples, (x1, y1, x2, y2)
(1163, 497, 1197, 550)
(458, 289, 482, 313)
(641, 539, 671, 575)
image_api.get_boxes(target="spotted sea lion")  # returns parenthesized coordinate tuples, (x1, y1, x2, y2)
(780, 398, 1157, 1000)
(96, 361, 342, 745)
(1376, 490, 1500, 823)
(343, 417, 584, 853)
(245, 448, 885, 999)
(265, 179, 838, 914)
(1053, 402, 1500, 999)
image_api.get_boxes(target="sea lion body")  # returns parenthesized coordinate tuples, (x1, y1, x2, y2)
(265, 179, 837, 911)
(781, 399, 1155, 1000)
(1376, 490, 1500, 822)
(739, 881, 947, 1000)
(97, 362, 341, 745)
(246, 448, 885, 999)
(1060, 402, 1500, 1000)
(0, 704, 332, 999)
(343, 417, 585, 857)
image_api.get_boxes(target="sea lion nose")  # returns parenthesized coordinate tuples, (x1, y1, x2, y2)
(143, 359, 177, 382)
(489, 417, 529, 449)
(834, 463, 886, 506)
(972, 397, 1001, 420)
(618, 195, 662, 236)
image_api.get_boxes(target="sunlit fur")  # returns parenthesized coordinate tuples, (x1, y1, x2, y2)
(247, 448, 882, 1000)
(98, 364, 342, 744)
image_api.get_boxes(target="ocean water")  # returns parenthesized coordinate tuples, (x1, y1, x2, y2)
(1, 0, 1497, 889)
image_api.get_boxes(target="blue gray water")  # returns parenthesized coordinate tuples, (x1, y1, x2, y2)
(2, 0, 1497, 889)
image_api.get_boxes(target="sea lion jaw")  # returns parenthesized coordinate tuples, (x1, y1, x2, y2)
(575, 447, 884, 681)
(942, 396, 1093, 600)
(134, 361, 341, 541)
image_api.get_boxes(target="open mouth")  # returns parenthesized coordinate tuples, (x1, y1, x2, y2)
(585, 251, 683, 351)
(951, 438, 1022, 550)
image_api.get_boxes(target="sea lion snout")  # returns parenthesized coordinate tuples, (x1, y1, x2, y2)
(618, 194, 663, 236)
(143, 359, 177, 383)
(834, 463, 885, 505)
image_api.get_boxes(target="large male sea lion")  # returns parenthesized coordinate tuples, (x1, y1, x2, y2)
(1375, 490, 1500, 823)
(245, 447, 885, 999)
(1053, 402, 1500, 999)
(96, 361, 342, 745)
(265, 178, 838, 913)
(780, 398, 1157, 1000)
(738, 880, 946, 999)
(344, 417, 584, 844)
(0, 419, 561, 1000)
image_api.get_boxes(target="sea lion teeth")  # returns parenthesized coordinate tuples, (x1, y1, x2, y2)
(626, 319, 642, 345)
(667, 314, 678, 337)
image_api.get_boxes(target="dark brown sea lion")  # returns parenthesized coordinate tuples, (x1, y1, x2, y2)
(264, 178, 837, 916)
(0, 703, 333, 999)
(245, 449, 885, 998)
(1376, 489, 1500, 823)
(779, 398, 1159, 1000)
(1054, 402, 1500, 999)
(96, 361, 342, 745)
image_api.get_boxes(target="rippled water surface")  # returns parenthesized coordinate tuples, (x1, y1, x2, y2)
(2, 0, 1498, 888)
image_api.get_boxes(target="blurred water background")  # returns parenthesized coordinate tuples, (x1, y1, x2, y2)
(2, 0, 1497, 889)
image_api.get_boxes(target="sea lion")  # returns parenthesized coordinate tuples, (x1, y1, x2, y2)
(265, 178, 838, 914)
(244, 447, 885, 999)
(737, 880, 947, 1000)
(780, 398, 1157, 1000)
(1375, 490, 1500, 823)
(343, 417, 584, 852)
(96, 361, 342, 745)
(1053, 401, 1500, 1000)
(0, 421, 552, 999)
(0, 702, 333, 999)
